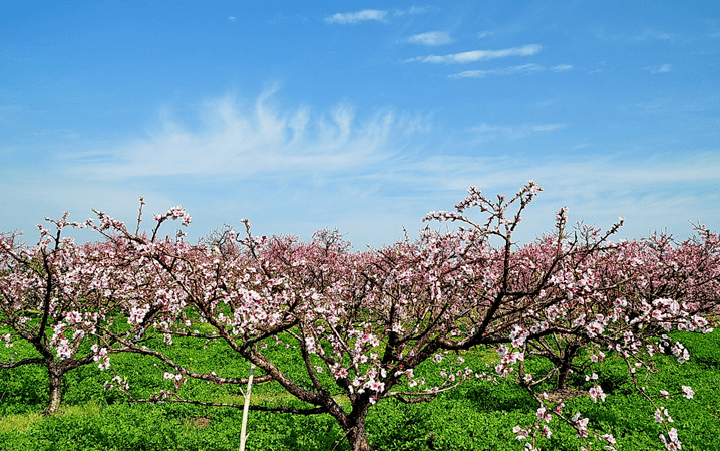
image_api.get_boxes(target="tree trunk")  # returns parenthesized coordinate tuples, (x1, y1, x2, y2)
(340, 402, 372, 451)
(556, 344, 580, 390)
(556, 364, 570, 390)
(44, 363, 64, 416)
(346, 420, 371, 451)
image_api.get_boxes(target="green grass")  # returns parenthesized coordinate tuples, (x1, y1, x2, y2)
(1, 328, 719, 450)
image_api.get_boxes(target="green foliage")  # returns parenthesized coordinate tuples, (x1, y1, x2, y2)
(1, 328, 719, 450)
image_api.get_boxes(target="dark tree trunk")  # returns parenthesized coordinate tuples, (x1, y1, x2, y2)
(346, 419, 371, 451)
(556, 364, 571, 390)
(339, 402, 372, 451)
(45, 363, 64, 416)
(556, 344, 580, 390)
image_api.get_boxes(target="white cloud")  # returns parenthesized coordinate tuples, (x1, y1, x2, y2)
(630, 30, 673, 41)
(325, 7, 428, 24)
(406, 44, 541, 64)
(551, 64, 573, 72)
(531, 124, 566, 132)
(325, 9, 387, 24)
(449, 63, 544, 78)
(649, 63, 673, 73)
(408, 31, 453, 46)
(407, 6, 430, 14)
(470, 122, 567, 140)
(394, 6, 432, 16)
(228, 16, 236, 22)
(73, 91, 427, 180)
(478, 30, 493, 38)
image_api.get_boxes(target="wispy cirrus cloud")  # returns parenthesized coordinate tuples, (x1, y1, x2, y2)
(325, 9, 387, 24)
(551, 64, 573, 72)
(629, 30, 674, 41)
(647, 63, 672, 73)
(597, 28, 675, 42)
(325, 7, 430, 24)
(471, 122, 568, 140)
(72, 91, 430, 180)
(406, 44, 541, 63)
(408, 31, 453, 46)
(449, 63, 544, 78)
(394, 6, 432, 16)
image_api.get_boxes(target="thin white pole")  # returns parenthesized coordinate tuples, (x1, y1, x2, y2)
(239, 364, 255, 451)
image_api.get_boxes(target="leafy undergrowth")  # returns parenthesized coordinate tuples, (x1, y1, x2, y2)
(1, 329, 718, 450)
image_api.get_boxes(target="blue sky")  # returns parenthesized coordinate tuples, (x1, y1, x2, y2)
(2, 1, 719, 248)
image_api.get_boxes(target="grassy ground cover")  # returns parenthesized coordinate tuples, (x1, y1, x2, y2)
(1, 329, 718, 450)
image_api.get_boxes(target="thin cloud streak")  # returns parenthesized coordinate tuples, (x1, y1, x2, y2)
(406, 44, 541, 63)
(325, 9, 387, 24)
(450, 63, 544, 78)
(470, 122, 568, 140)
(398, 153, 720, 194)
(408, 31, 453, 46)
(648, 64, 672, 73)
(629, 30, 673, 41)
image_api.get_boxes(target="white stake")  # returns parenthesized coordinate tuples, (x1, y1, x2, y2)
(239, 363, 255, 451)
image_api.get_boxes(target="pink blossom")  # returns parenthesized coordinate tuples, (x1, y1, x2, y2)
(589, 385, 606, 403)
(681, 386, 694, 399)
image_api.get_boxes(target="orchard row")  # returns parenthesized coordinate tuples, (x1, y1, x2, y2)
(1, 182, 718, 451)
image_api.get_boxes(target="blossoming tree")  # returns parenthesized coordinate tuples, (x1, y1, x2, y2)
(0, 215, 128, 415)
